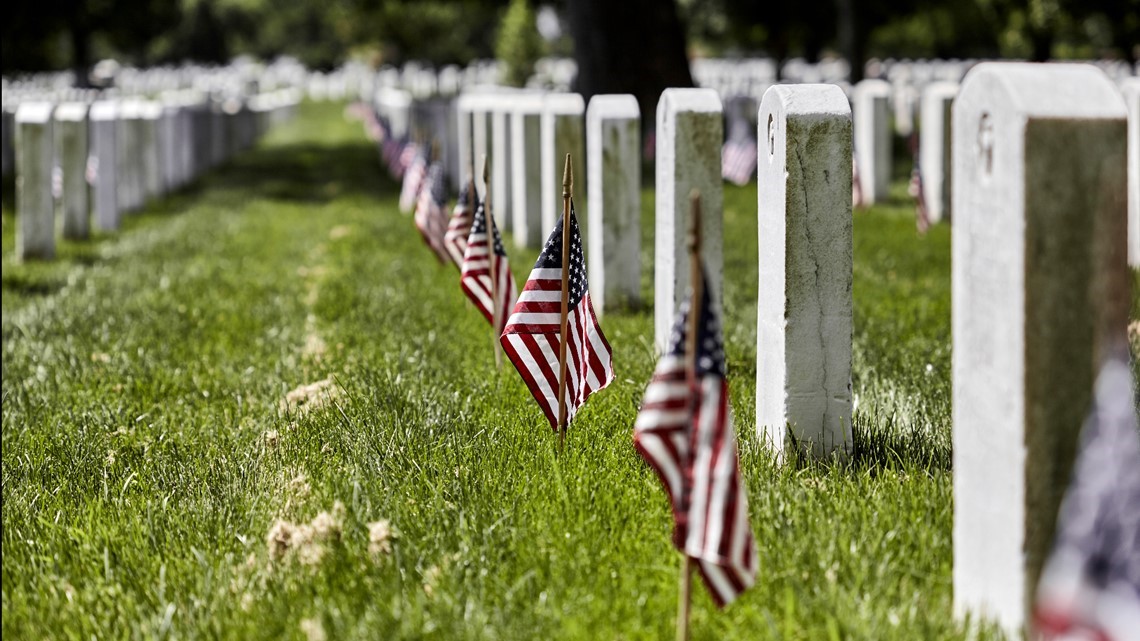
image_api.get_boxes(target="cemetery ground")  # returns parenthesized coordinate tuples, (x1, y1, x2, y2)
(1, 100, 1135, 641)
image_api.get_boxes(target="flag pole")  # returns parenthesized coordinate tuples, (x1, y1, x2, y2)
(483, 155, 502, 369)
(556, 154, 573, 451)
(677, 189, 703, 641)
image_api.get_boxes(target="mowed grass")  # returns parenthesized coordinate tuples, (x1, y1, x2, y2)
(3, 100, 1131, 641)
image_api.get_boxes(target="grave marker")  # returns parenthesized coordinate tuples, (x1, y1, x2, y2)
(756, 84, 853, 458)
(510, 93, 544, 248)
(88, 101, 120, 232)
(16, 102, 56, 260)
(541, 94, 585, 234)
(655, 88, 723, 349)
(490, 103, 514, 233)
(1123, 78, 1139, 266)
(921, 82, 957, 223)
(586, 94, 641, 314)
(853, 79, 891, 203)
(952, 63, 1129, 638)
(54, 102, 89, 240)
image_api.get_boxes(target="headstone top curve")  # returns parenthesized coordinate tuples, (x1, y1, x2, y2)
(959, 62, 1126, 119)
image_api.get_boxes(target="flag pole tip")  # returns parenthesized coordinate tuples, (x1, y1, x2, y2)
(562, 154, 572, 196)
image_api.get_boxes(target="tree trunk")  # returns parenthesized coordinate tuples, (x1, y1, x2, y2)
(70, 25, 91, 88)
(836, 0, 861, 82)
(567, 0, 693, 124)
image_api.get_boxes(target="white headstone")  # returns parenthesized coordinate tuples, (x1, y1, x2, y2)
(54, 102, 89, 240)
(2, 106, 14, 177)
(586, 94, 641, 314)
(471, 99, 492, 195)
(655, 88, 723, 350)
(160, 101, 181, 192)
(139, 101, 164, 199)
(117, 100, 143, 213)
(952, 63, 1130, 638)
(1123, 78, 1140, 267)
(510, 94, 545, 248)
(921, 82, 957, 224)
(541, 93, 585, 234)
(490, 104, 513, 233)
(455, 93, 476, 190)
(852, 79, 891, 203)
(756, 84, 853, 459)
(16, 102, 56, 260)
(88, 101, 120, 232)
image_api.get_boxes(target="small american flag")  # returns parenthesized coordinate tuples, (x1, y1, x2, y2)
(500, 205, 614, 430)
(851, 154, 865, 209)
(908, 137, 931, 233)
(460, 198, 516, 331)
(633, 268, 758, 608)
(444, 180, 475, 266)
(721, 135, 757, 186)
(414, 162, 451, 263)
(399, 145, 427, 214)
(1035, 347, 1140, 641)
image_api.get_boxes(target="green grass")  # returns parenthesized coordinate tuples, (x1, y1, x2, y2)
(1, 100, 1129, 641)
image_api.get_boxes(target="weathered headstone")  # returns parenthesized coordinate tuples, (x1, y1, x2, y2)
(921, 82, 957, 223)
(117, 100, 143, 213)
(16, 102, 56, 260)
(655, 88, 723, 350)
(2, 105, 14, 177)
(1123, 78, 1140, 267)
(852, 79, 891, 203)
(54, 102, 90, 240)
(756, 84, 853, 459)
(952, 63, 1129, 638)
(510, 93, 545, 248)
(541, 93, 585, 234)
(586, 94, 641, 314)
(88, 101, 120, 232)
(139, 101, 164, 199)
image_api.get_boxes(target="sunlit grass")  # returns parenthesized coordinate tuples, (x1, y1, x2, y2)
(6, 99, 1123, 640)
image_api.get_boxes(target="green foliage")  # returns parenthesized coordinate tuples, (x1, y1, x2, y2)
(495, 0, 543, 87)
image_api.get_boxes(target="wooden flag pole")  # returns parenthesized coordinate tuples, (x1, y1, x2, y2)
(556, 154, 573, 451)
(677, 189, 703, 641)
(483, 156, 502, 369)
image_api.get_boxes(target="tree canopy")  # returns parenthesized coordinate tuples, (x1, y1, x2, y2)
(2, 0, 1136, 76)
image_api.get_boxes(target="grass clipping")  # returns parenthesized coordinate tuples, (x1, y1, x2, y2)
(280, 377, 341, 415)
(266, 502, 346, 566)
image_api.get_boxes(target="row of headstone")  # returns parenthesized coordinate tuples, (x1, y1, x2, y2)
(12, 89, 299, 260)
(389, 62, 1133, 638)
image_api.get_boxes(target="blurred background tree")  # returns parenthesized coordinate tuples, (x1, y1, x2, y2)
(496, 0, 544, 87)
(2, 0, 1137, 77)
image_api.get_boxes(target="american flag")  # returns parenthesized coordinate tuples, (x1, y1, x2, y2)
(721, 135, 757, 186)
(399, 144, 427, 214)
(500, 205, 614, 430)
(460, 197, 516, 331)
(414, 162, 451, 263)
(633, 269, 758, 608)
(851, 154, 865, 209)
(907, 137, 931, 233)
(444, 180, 475, 266)
(1035, 347, 1140, 641)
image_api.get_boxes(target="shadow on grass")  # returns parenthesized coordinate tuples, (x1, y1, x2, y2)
(777, 412, 952, 476)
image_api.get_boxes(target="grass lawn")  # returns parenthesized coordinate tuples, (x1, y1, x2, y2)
(2, 100, 1133, 640)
